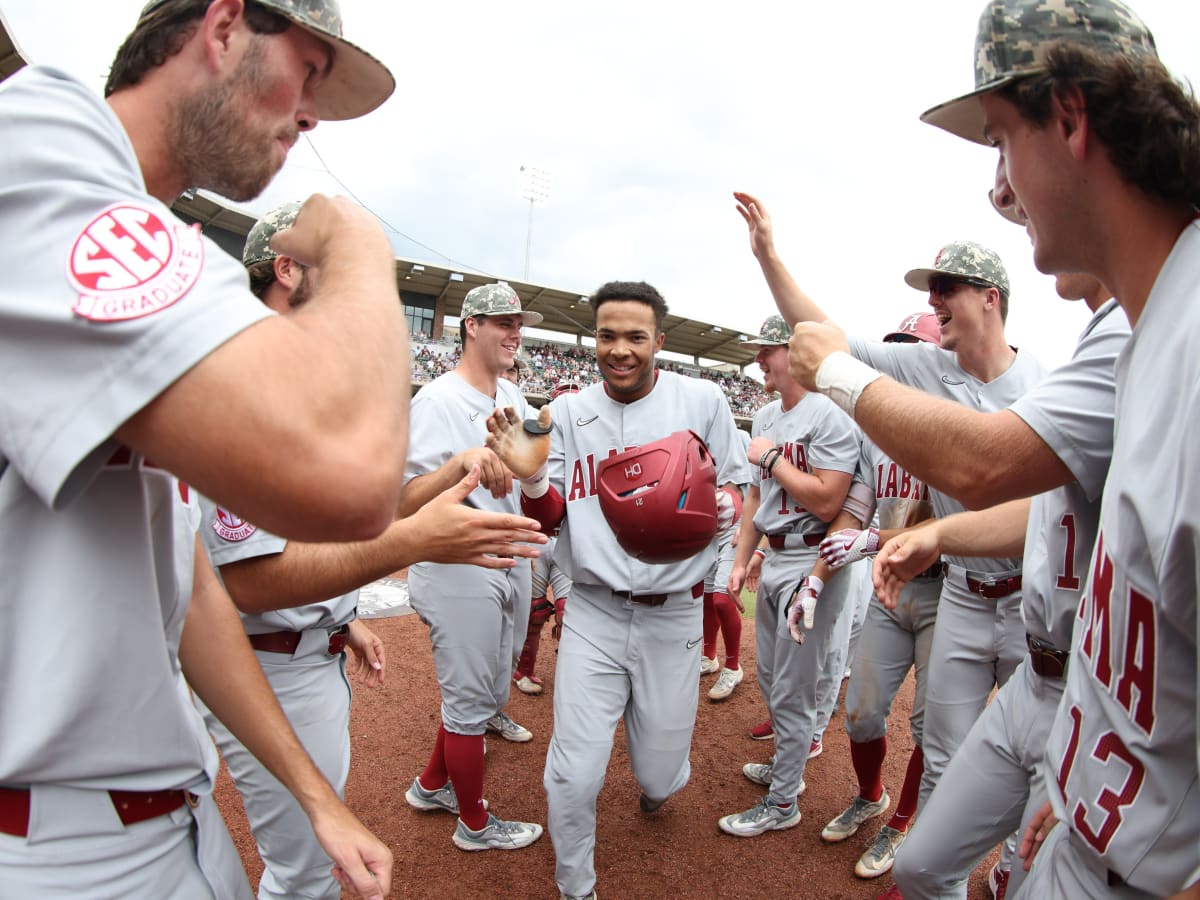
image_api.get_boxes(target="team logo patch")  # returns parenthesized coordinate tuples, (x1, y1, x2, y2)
(68, 203, 205, 322)
(213, 507, 257, 542)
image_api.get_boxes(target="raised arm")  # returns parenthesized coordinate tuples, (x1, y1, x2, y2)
(734, 191, 833, 327)
(117, 196, 409, 542)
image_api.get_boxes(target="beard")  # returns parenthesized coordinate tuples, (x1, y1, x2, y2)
(170, 39, 296, 202)
(288, 265, 313, 308)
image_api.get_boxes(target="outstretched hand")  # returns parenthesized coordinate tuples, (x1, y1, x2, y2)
(733, 191, 777, 262)
(872, 524, 941, 609)
(485, 406, 551, 479)
(410, 465, 547, 568)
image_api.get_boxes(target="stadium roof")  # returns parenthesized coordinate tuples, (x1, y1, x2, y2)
(0, 7, 27, 80)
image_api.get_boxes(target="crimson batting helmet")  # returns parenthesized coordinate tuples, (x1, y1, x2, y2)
(883, 312, 941, 345)
(550, 380, 582, 400)
(596, 430, 718, 564)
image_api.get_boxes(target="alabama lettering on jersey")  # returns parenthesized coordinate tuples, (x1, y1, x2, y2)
(750, 393, 859, 538)
(849, 435, 933, 533)
(1043, 224, 1200, 896)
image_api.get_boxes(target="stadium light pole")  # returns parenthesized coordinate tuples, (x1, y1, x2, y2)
(519, 165, 550, 281)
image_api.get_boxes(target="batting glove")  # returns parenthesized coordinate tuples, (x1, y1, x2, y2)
(715, 487, 742, 531)
(785, 574, 824, 644)
(819, 527, 880, 569)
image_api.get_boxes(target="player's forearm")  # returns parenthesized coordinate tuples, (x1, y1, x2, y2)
(181, 547, 341, 813)
(771, 461, 851, 522)
(854, 380, 1072, 509)
(396, 462, 466, 518)
(732, 489, 762, 571)
(754, 249, 830, 328)
(930, 498, 1031, 559)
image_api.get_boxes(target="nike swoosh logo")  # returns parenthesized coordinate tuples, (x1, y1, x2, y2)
(941, 375, 966, 386)
(469, 411, 481, 421)
(686, 637, 701, 649)
(576, 415, 599, 426)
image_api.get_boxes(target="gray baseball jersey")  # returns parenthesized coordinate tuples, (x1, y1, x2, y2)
(195, 498, 357, 900)
(1035, 225, 1200, 896)
(0, 65, 271, 893)
(894, 301, 1128, 900)
(848, 336, 1046, 575)
(542, 371, 749, 896)
(548, 372, 751, 592)
(405, 371, 533, 732)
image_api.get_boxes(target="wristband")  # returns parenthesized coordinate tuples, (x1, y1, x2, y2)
(814, 351, 883, 416)
(521, 464, 550, 499)
(753, 548, 766, 559)
(807, 574, 825, 597)
(766, 453, 782, 474)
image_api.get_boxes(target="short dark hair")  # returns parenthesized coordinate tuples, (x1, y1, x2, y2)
(590, 281, 669, 332)
(998, 42, 1200, 214)
(105, 0, 289, 97)
(245, 259, 275, 299)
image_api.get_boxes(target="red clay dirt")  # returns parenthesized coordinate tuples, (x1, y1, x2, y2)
(215, 613, 999, 899)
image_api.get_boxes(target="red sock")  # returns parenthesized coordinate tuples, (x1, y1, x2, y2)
(702, 593, 719, 659)
(444, 731, 488, 830)
(712, 592, 742, 669)
(849, 736, 887, 803)
(419, 724, 448, 790)
(886, 744, 924, 832)
(517, 621, 541, 677)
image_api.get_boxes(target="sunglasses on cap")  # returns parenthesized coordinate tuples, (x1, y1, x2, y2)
(928, 275, 994, 297)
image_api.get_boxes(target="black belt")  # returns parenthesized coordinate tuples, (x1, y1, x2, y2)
(915, 561, 947, 581)
(613, 582, 704, 607)
(965, 573, 1022, 599)
(767, 532, 825, 550)
(248, 624, 350, 656)
(1027, 634, 1069, 678)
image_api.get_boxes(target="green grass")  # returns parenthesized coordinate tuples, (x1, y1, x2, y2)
(739, 587, 756, 619)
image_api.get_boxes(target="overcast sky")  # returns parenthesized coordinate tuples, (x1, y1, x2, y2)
(5, 0, 1198, 370)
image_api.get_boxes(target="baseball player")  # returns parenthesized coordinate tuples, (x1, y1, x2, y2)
(400, 283, 544, 852)
(513, 380, 582, 695)
(0, 3, 406, 897)
(717, 315, 860, 838)
(919, 1, 1200, 896)
(485, 280, 751, 900)
(194, 203, 548, 899)
(701, 427, 752, 701)
(737, 203, 1046, 881)
(804, 312, 945, 883)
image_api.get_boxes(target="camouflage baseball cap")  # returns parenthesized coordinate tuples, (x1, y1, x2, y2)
(461, 283, 544, 326)
(740, 314, 791, 348)
(921, 0, 1156, 144)
(137, 0, 395, 121)
(242, 201, 302, 267)
(904, 241, 1010, 296)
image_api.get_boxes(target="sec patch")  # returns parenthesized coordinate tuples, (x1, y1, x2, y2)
(68, 203, 204, 322)
(213, 507, 257, 542)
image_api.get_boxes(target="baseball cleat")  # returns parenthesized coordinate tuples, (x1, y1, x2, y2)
(988, 862, 1010, 900)
(749, 719, 774, 741)
(560, 892, 597, 900)
(821, 790, 890, 842)
(718, 798, 801, 836)
(638, 792, 666, 814)
(485, 711, 533, 742)
(404, 777, 488, 815)
(708, 665, 743, 700)
(513, 674, 543, 695)
(855, 825, 907, 878)
(808, 737, 824, 759)
(700, 655, 720, 676)
(452, 813, 543, 851)
(742, 759, 774, 787)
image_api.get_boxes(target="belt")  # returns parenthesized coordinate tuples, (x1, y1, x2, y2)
(965, 573, 1022, 599)
(0, 787, 197, 838)
(915, 561, 947, 581)
(248, 624, 350, 656)
(767, 532, 826, 550)
(613, 582, 704, 607)
(1027, 634, 1069, 678)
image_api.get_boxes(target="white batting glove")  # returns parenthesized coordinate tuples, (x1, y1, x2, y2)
(819, 527, 880, 569)
(714, 488, 742, 531)
(785, 575, 824, 644)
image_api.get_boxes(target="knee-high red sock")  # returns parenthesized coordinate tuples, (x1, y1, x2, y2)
(517, 621, 541, 677)
(419, 724, 448, 790)
(849, 736, 887, 803)
(702, 593, 719, 659)
(886, 744, 924, 832)
(444, 731, 488, 830)
(712, 591, 742, 669)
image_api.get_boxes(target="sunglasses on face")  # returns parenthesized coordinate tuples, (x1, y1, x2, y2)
(928, 275, 993, 297)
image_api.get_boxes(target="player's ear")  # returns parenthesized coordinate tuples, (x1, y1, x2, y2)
(200, 0, 250, 75)
(274, 255, 301, 291)
(1051, 84, 1090, 161)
